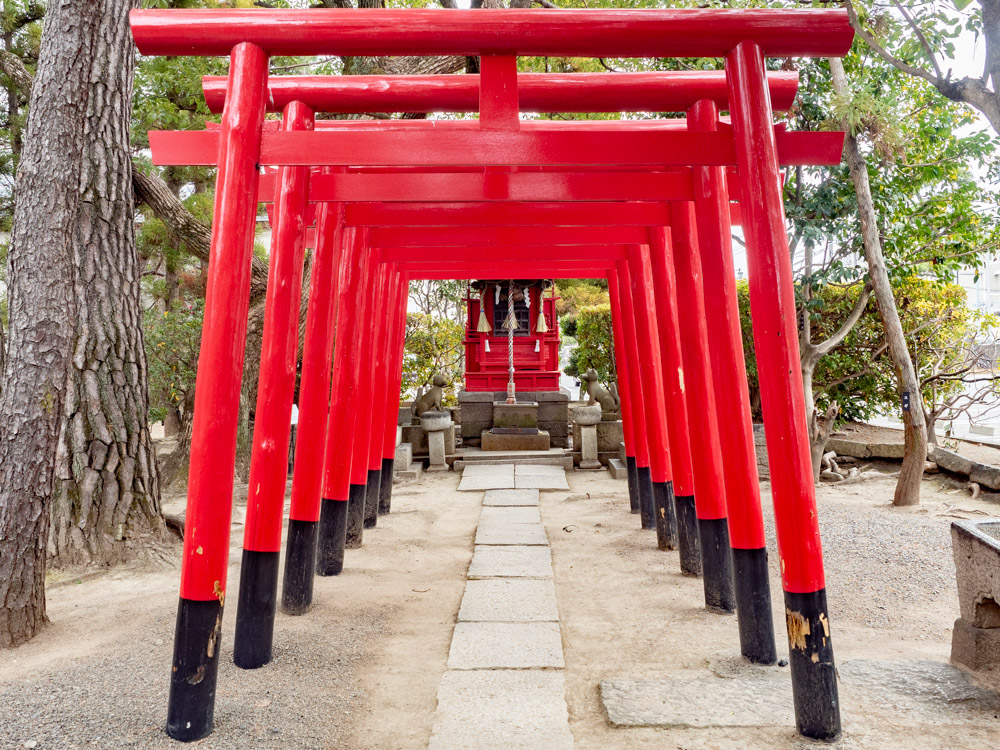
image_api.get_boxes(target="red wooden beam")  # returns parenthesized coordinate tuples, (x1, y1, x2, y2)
(149, 129, 845, 168)
(380, 245, 628, 262)
(344, 202, 671, 227)
(201, 71, 799, 114)
(371, 226, 646, 248)
(130, 9, 854, 59)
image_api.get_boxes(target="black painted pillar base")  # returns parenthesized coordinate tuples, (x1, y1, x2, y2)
(316, 497, 348, 576)
(625, 455, 639, 514)
(233, 549, 280, 669)
(282, 519, 318, 615)
(379, 457, 394, 515)
(346, 483, 367, 548)
(675, 495, 702, 576)
(653, 481, 678, 550)
(363, 468, 381, 529)
(732, 546, 778, 664)
(785, 588, 841, 741)
(636, 466, 655, 530)
(166, 598, 223, 742)
(698, 518, 735, 613)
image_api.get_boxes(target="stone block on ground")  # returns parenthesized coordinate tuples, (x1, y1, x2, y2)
(458, 464, 515, 491)
(447, 622, 564, 669)
(600, 674, 794, 728)
(608, 458, 628, 480)
(515, 464, 569, 490)
(428, 670, 573, 750)
(483, 489, 540, 506)
(952, 520, 1000, 626)
(394, 461, 423, 483)
(952, 617, 1000, 670)
(468, 545, 553, 579)
(394, 442, 412, 466)
(480, 506, 541, 524)
(935, 447, 975, 477)
(475, 521, 548, 546)
(458, 579, 559, 622)
(840, 658, 999, 720)
(481, 429, 551, 452)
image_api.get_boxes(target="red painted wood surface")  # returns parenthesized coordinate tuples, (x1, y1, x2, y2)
(728, 41, 825, 594)
(149, 128, 845, 168)
(201, 71, 799, 114)
(347, 202, 672, 227)
(349, 241, 378, 486)
(367, 263, 393, 472)
(689, 98, 768, 549)
(130, 8, 854, 59)
(289, 198, 342, 523)
(669, 205, 730, 522)
(382, 270, 409, 462)
(244, 102, 313, 553)
(613, 260, 650, 469)
(606, 269, 637, 461)
(179, 43, 268, 602)
(646, 228, 696, 499)
(372, 226, 647, 248)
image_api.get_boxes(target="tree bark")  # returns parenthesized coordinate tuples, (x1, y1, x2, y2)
(0, 0, 136, 647)
(830, 57, 927, 507)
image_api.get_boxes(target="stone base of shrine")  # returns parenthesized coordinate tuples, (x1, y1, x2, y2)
(459, 389, 570, 448)
(482, 429, 552, 452)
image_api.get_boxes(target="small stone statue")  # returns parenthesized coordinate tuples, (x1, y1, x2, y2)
(412, 374, 447, 419)
(580, 368, 621, 414)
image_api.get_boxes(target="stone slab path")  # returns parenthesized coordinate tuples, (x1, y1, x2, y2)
(429, 478, 574, 750)
(458, 463, 570, 492)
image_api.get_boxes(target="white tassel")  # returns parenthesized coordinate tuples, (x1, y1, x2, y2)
(477, 289, 491, 333)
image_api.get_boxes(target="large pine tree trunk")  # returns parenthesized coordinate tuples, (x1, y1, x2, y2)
(0, 0, 98, 647)
(46, 0, 166, 566)
(830, 58, 927, 507)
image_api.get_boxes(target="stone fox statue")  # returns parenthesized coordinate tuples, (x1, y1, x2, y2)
(412, 373, 448, 418)
(580, 368, 621, 414)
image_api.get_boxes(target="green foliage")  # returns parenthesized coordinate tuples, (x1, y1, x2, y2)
(401, 312, 464, 406)
(568, 304, 616, 386)
(144, 300, 204, 423)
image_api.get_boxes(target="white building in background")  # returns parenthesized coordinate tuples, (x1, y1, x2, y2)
(956, 257, 1000, 313)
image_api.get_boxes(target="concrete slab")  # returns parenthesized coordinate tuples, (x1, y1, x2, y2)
(483, 489, 540, 506)
(475, 521, 549, 546)
(515, 472, 569, 491)
(428, 670, 573, 750)
(515, 464, 565, 477)
(458, 463, 515, 491)
(458, 579, 559, 622)
(468, 545, 553, 579)
(480, 506, 541, 524)
(447, 622, 565, 669)
(600, 675, 795, 728)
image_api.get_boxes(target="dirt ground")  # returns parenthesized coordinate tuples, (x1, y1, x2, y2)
(1, 468, 999, 749)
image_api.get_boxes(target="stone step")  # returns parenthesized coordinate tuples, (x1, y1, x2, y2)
(608, 457, 628, 480)
(454, 456, 573, 472)
(394, 460, 423, 483)
(619, 441, 627, 463)
(394, 441, 413, 466)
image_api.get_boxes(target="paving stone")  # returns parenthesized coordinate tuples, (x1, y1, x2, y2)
(458, 464, 515, 491)
(839, 659, 1000, 721)
(515, 472, 569, 491)
(515, 464, 565, 476)
(600, 675, 795, 727)
(428, 670, 573, 750)
(483, 489, 540, 506)
(475, 521, 549, 546)
(468, 545, 553, 579)
(447, 622, 564, 669)
(480, 506, 541, 524)
(458, 579, 559, 622)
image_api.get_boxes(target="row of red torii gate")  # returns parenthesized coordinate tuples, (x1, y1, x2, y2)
(130, 7, 855, 744)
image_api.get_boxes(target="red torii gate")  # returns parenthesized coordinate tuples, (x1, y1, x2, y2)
(131, 8, 851, 744)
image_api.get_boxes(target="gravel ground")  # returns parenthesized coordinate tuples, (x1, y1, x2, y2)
(0, 596, 391, 750)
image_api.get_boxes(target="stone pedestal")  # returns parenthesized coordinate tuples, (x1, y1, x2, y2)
(482, 429, 551, 451)
(950, 520, 1000, 670)
(572, 417, 624, 468)
(421, 412, 453, 472)
(494, 401, 539, 429)
(576, 404, 603, 469)
(459, 389, 570, 448)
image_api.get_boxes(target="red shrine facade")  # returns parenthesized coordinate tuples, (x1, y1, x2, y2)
(463, 279, 561, 392)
